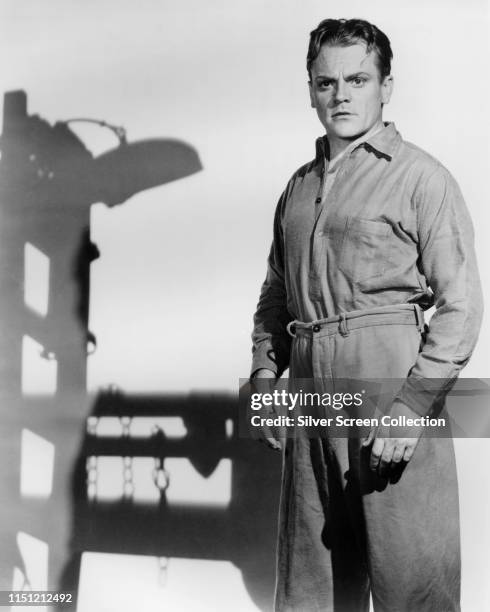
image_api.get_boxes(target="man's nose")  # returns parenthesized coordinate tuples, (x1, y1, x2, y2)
(334, 79, 350, 103)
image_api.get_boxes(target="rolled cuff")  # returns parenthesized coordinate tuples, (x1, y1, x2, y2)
(250, 342, 289, 379)
(395, 375, 458, 417)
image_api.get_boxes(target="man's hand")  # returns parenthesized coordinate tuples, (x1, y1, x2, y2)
(362, 399, 424, 477)
(250, 369, 283, 451)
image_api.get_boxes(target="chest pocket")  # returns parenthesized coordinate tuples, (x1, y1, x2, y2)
(338, 217, 392, 282)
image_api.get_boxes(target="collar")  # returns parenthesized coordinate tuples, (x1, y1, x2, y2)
(315, 122, 401, 163)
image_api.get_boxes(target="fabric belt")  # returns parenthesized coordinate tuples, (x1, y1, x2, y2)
(286, 303, 425, 338)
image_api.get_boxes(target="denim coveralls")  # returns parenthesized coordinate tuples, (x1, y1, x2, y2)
(251, 123, 483, 611)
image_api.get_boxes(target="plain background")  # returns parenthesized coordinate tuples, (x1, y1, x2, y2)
(1, 0, 488, 392)
(1, 0, 489, 610)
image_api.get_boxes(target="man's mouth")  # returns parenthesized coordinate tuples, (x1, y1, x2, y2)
(332, 111, 352, 118)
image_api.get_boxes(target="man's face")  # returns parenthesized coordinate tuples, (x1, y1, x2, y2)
(308, 42, 393, 143)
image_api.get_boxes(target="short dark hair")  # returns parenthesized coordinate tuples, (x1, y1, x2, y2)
(307, 18, 393, 81)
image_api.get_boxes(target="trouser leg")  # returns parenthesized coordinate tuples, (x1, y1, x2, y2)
(275, 435, 371, 612)
(362, 436, 460, 612)
(274, 335, 370, 612)
(275, 322, 460, 612)
(331, 323, 460, 612)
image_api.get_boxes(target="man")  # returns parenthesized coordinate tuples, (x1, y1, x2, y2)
(250, 18, 483, 612)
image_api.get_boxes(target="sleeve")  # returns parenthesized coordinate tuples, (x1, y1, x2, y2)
(250, 188, 294, 378)
(395, 164, 484, 416)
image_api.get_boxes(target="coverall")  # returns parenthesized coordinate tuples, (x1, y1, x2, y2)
(251, 123, 483, 611)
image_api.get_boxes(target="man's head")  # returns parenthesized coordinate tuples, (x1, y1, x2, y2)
(307, 19, 392, 82)
(307, 19, 394, 149)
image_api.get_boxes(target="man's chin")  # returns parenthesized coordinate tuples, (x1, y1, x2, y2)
(327, 123, 363, 140)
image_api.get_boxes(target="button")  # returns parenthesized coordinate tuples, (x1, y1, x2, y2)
(312, 324, 321, 333)
(315, 197, 321, 204)
(317, 230, 324, 236)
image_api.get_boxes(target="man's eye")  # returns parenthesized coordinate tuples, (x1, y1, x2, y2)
(318, 81, 333, 89)
(351, 77, 366, 87)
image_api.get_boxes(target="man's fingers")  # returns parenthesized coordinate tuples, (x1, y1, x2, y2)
(369, 437, 419, 476)
(258, 424, 282, 451)
(391, 443, 405, 464)
(265, 436, 282, 451)
(403, 441, 417, 462)
(370, 438, 384, 471)
(365, 401, 424, 476)
(362, 425, 376, 447)
(378, 440, 395, 475)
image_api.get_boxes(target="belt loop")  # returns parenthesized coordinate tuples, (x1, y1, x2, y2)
(286, 320, 297, 337)
(339, 312, 350, 337)
(414, 304, 424, 332)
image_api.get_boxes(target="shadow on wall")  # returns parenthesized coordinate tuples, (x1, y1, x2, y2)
(62, 391, 281, 611)
(0, 91, 280, 611)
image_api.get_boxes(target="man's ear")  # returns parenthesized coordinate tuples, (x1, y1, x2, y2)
(381, 74, 394, 105)
(308, 81, 316, 108)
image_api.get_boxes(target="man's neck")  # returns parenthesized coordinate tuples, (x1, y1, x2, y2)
(327, 121, 385, 161)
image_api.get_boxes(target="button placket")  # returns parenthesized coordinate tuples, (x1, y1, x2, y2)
(314, 159, 327, 207)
